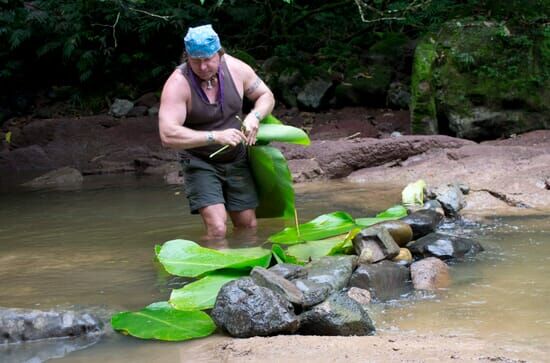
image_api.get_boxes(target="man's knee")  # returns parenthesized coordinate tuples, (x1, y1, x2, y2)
(206, 221, 227, 238)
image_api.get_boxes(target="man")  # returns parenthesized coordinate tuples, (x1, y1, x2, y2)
(158, 24, 275, 239)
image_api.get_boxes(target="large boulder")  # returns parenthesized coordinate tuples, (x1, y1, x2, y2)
(211, 278, 299, 338)
(410, 20, 549, 139)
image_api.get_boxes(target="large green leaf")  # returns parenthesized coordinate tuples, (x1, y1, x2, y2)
(158, 239, 272, 277)
(271, 244, 303, 265)
(261, 114, 283, 125)
(285, 228, 360, 262)
(256, 124, 310, 145)
(169, 270, 245, 311)
(268, 211, 357, 245)
(111, 302, 216, 341)
(355, 204, 408, 227)
(249, 146, 295, 219)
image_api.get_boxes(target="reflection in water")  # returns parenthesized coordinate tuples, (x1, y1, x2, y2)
(0, 176, 549, 361)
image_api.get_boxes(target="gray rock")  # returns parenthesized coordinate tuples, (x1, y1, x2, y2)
(0, 307, 103, 343)
(400, 209, 444, 239)
(432, 183, 466, 216)
(292, 278, 332, 308)
(407, 232, 484, 260)
(126, 106, 148, 117)
(353, 227, 401, 262)
(211, 278, 299, 338)
(109, 99, 134, 117)
(250, 267, 304, 306)
(22, 167, 83, 188)
(387, 81, 411, 110)
(346, 287, 372, 306)
(268, 263, 306, 280)
(305, 255, 357, 292)
(299, 291, 375, 336)
(297, 79, 332, 110)
(410, 257, 450, 290)
(349, 260, 412, 302)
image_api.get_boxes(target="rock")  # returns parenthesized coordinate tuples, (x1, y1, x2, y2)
(432, 183, 466, 216)
(349, 260, 412, 302)
(368, 220, 414, 247)
(421, 199, 445, 216)
(387, 81, 411, 110)
(297, 79, 332, 110)
(22, 167, 83, 188)
(400, 209, 444, 239)
(346, 287, 372, 306)
(292, 278, 332, 308)
(410, 257, 450, 290)
(211, 278, 299, 338)
(0, 307, 103, 343)
(392, 248, 413, 265)
(135, 92, 158, 108)
(148, 106, 159, 117)
(268, 263, 306, 280)
(407, 232, 484, 260)
(353, 227, 400, 262)
(250, 267, 304, 306)
(287, 158, 324, 183)
(109, 99, 134, 117)
(299, 291, 375, 336)
(304, 255, 357, 292)
(126, 106, 148, 117)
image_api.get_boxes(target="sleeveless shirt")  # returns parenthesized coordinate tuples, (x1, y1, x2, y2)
(179, 56, 245, 163)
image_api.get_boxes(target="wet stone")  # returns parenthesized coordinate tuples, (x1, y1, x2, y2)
(299, 291, 376, 336)
(0, 308, 103, 343)
(407, 232, 484, 260)
(400, 209, 444, 239)
(250, 267, 304, 306)
(410, 257, 450, 290)
(349, 260, 413, 302)
(353, 228, 400, 263)
(368, 220, 414, 247)
(268, 263, 306, 280)
(292, 278, 332, 308)
(211, 278, 299, 338)
(304, 255, 357, 292)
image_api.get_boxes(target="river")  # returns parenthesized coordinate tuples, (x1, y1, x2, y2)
(0, 175, 548, 362)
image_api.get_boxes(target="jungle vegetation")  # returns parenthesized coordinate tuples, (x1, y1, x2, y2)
(1, 0, 548, 118)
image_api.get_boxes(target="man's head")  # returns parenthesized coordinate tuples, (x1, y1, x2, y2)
(184, 24, 222, 81)
(184, 24, 221, 59)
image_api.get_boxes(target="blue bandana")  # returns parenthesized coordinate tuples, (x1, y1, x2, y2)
(184, 24, 221, 59)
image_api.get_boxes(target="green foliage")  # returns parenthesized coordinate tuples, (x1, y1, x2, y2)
(111, 301, 216, 341)
(157, 239, 272, 277)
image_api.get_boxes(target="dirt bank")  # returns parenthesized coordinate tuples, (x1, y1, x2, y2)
(181, 333, 546, 363)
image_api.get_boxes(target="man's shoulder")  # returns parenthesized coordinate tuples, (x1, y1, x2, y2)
(162, 66, 191, 100)
(224, 54, 254, 80)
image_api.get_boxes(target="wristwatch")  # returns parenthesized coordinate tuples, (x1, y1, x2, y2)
(252, 110, 262, 121)
(206, 131, 215, 144)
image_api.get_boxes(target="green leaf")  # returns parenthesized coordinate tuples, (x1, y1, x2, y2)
(355, 205, 408, 227)
(271, 244, 303, 265)
(261, 114, 283, 125)
(158, 239, 271, 277)
(268, 211, 357, 245)
(285, 228, 360, 262)
(169, 270, 245, 311)
(256, 124, 310, 145)
(375, 204, 408, 218)
(402, 179, 427, 207)
(111, 301, 215, 341)
(249, 146, 295, 219)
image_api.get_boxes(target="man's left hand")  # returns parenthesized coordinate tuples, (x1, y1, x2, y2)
(242, 112, 260, 145)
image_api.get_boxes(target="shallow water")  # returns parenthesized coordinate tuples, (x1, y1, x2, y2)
(0, 176, 548, 361)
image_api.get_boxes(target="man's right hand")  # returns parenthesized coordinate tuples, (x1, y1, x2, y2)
(213, 128, 247, 147)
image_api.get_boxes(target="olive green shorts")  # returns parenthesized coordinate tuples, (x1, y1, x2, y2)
(181, 157, 259, 214)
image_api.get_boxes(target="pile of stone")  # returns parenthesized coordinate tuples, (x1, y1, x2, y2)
(212, 184, 483, 338)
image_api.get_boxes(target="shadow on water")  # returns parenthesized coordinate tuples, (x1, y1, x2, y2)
(0, 175, 549, 361)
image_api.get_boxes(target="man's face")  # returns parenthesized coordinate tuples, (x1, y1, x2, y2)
(188, 53, 220, 80)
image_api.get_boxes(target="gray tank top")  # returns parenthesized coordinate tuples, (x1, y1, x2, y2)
(179, 56, 245, 163)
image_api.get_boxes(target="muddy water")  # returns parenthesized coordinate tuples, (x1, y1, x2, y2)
(0, 176, 548, 362)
